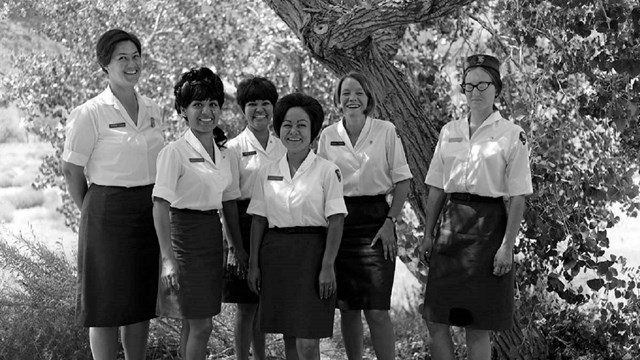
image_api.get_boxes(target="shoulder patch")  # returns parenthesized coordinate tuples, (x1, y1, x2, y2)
(519, 131, 527, 146)
(335, 168, 342, 182)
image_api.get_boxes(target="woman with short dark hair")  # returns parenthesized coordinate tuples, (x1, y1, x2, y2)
(152, 67, 243, 360)
(61, 28, 163, 360)
(223, 76, 286, 360)
(248, 93, 347, 360)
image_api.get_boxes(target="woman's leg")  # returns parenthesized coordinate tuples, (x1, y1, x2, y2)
(180, 319, 190, 360)
(425, 322, 455, 360)
(235, 303, 265, 360)
(363, 310, 395, 360)
(296, 338, 320, 360)
(184, 318, 213, 360)
(340, 309, 364, 360)
(120, 320, 150, 360)
(89, 327, 119, 360)
(284, 335, 300, 360)
(251, 304, 266, 360)
(465, 328, 491, 360)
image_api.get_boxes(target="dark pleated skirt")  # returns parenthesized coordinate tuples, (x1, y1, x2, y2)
(336, 195, 395, 310)
(222, 199, 259, 304)
(76, 184, 159, 327)
(422, 197, 514, 330)
(156, 208, 224, 319)
(259, 227, 336, 339)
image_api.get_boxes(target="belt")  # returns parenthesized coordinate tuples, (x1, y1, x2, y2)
(170, 207, 219, 216)
(270, 226, 326, 234)
(344, 195, 387, 204)
(449, 193, 503, 203)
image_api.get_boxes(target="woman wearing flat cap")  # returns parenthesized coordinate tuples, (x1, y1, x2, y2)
(317, 71, 412, 360)
(61, 29, 163, 359)
(419, 54, 532, 359)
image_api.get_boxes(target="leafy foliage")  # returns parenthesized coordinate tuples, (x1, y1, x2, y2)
(0, 229, 91, 359)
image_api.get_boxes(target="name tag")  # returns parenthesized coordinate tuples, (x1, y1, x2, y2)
(267, 175, 284, 181)
(330, 141, 346, 146)
(242, 151, 257, 156)
(189, 158, 205, 163)
(448, 137, 463, 143)
(109, 122, 126, 128)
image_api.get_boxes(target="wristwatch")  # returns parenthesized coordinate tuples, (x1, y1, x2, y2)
(386, 216, 397, 224)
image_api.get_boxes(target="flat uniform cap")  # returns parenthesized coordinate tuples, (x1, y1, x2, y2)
(464, 54, 501, 73)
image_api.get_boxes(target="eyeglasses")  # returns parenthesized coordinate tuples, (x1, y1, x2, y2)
(460, 82, 493, 93)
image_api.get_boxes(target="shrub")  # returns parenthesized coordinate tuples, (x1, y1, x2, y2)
(0, 229, 90, 359)
(2, 186, 45, 209)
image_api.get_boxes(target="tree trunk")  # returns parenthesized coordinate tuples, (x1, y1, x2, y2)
(263, 0, 547, 358)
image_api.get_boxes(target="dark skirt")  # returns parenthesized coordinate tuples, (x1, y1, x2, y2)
(76, 184, 159, 327)
(259, 227, 336, 339)
(422, 196, 513, 331)
(156, 208, 224, 319)
(336, 195, 395, 310)
(222, 199, 259, 304)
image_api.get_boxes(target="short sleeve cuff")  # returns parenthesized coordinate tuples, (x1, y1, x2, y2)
(152, 186, 177, 204)
(222, 188, 241, 202)
(62, 150, 89, 167)
(424, 171, 444, 188)
(391, 165, 413, 184)
(325, 198, 348, 218)
(507, 182, 533, 197)
(246, 198, 266, 217)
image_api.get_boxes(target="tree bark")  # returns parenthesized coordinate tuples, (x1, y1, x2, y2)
(263, 0, 548, 358)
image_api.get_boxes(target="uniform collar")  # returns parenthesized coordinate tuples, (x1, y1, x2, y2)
(243, 127, 277, 154)
(336, 116, 372, 149)
(278, 150, 316, 181)
(184, 128, 219, 166)
(99, 86, 153, 127)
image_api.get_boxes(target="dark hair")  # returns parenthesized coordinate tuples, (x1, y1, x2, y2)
(174, 67, 225, 114)
(273, 93, 324, 142)
(174, 67, 227, 147)
(236, 77, 278, 113)
(333, 71, 376, 115)
(96, 29, 142, 73)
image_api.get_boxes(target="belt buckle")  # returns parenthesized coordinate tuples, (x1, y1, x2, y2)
(463, 193, 472, 201)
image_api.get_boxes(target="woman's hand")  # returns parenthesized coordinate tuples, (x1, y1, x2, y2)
(247, 263, 261, 295)
(318, 265, 336, 300)
(371, 219, 397, 260)
(493, 243, 513, 276)
(419, 233, 434, 264)
(161, 257, 180, 292)
(234, 247, 249, 276)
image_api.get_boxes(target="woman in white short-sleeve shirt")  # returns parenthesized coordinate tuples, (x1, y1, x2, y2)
(152, 67, 243, 360)
(317, 71, 412, 360)
(420, 54, 532, 359)
(247, 93, 347, 360)
(61, 29, 163, 360)
(223, 76, 286, 360)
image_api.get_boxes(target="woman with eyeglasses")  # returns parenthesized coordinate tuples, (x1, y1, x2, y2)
(419, 54, 532, 360)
